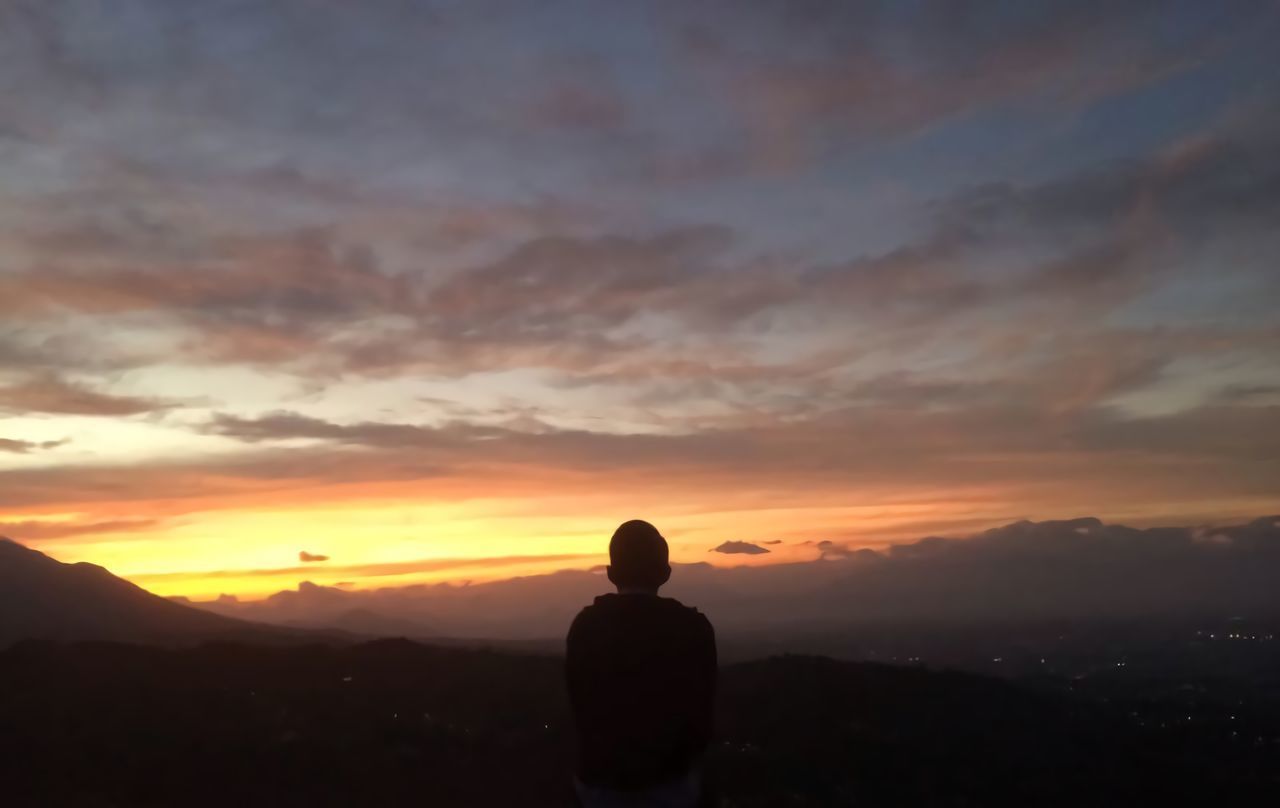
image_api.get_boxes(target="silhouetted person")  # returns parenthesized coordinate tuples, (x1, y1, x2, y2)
(566, 520, 717, 807)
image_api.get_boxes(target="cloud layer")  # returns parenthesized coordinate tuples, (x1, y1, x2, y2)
(0, 1, 1277, 591)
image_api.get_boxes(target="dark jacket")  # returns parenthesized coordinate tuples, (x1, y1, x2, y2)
(566, 593, 717, 790)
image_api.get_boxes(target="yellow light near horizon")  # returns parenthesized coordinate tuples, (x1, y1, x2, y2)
(20, 475, 1273, 603)
(130, 552, 605, 601)
(22, 489, 1015, 600)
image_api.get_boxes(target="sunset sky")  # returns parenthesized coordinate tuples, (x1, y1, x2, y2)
(2, 1, 1278, 599)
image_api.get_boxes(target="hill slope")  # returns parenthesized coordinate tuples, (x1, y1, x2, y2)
(0, 537, 275, 647)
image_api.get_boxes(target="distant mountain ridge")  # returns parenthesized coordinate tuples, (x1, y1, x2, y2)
(7, 515, 1280, 653)
(192, 515, 1280, 641)
(0, 537, 283, 647)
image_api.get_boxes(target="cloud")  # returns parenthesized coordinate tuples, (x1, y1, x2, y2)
(527, 82, 627, 132)
(1217, 384, 1280, 404)
(299, 551, 330, 563)
(943, 117, 1280, 243)
(712, 540, 771, 555)
(668, 0, 1233, 169)
(131, 552, 598, 588)
(204, 411, 464, 449)
(0, 0, 1276, 556)
(0, 230, 417, 369)
(1, 112, 1274, 393)
(420, 226, 734, 348)
(0, 375, 176, 416)
(816, 541, 860, 560)
(799, 538, 859, 559)
(0, 392, 1272, 524)
(0, 518, 161, 541)
(0, 438, 67, 454)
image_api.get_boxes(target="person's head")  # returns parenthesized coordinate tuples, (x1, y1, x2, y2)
(607, 519, 671, 593)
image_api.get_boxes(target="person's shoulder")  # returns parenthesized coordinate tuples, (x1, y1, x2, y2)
(657, 595, 699, 613)
(568, 594, 613, 631)
(658, 596, 713, 629)
(570, 598, 600, 624)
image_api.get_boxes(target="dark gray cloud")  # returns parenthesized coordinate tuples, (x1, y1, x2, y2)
(712, 540, 770, 555)
(944, 116, 1280, 244)
(1216, 384, 1280, 404)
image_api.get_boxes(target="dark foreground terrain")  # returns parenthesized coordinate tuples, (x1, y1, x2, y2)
(1, 640, 1277, 807)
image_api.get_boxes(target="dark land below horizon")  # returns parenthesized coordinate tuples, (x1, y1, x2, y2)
(1, 637, 1278, 807)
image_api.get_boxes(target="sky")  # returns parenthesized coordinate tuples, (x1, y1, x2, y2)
(1, 0, 1278, 600)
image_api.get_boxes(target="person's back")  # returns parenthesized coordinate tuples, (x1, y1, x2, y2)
(566, 520, 717, 807)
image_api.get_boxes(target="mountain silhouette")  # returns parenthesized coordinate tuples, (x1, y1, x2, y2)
(192, 516, 1280, 643)
(0, 537, 282, 647)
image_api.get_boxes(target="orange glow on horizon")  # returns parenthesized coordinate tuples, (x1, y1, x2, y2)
(9, 480, 1278, 602)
